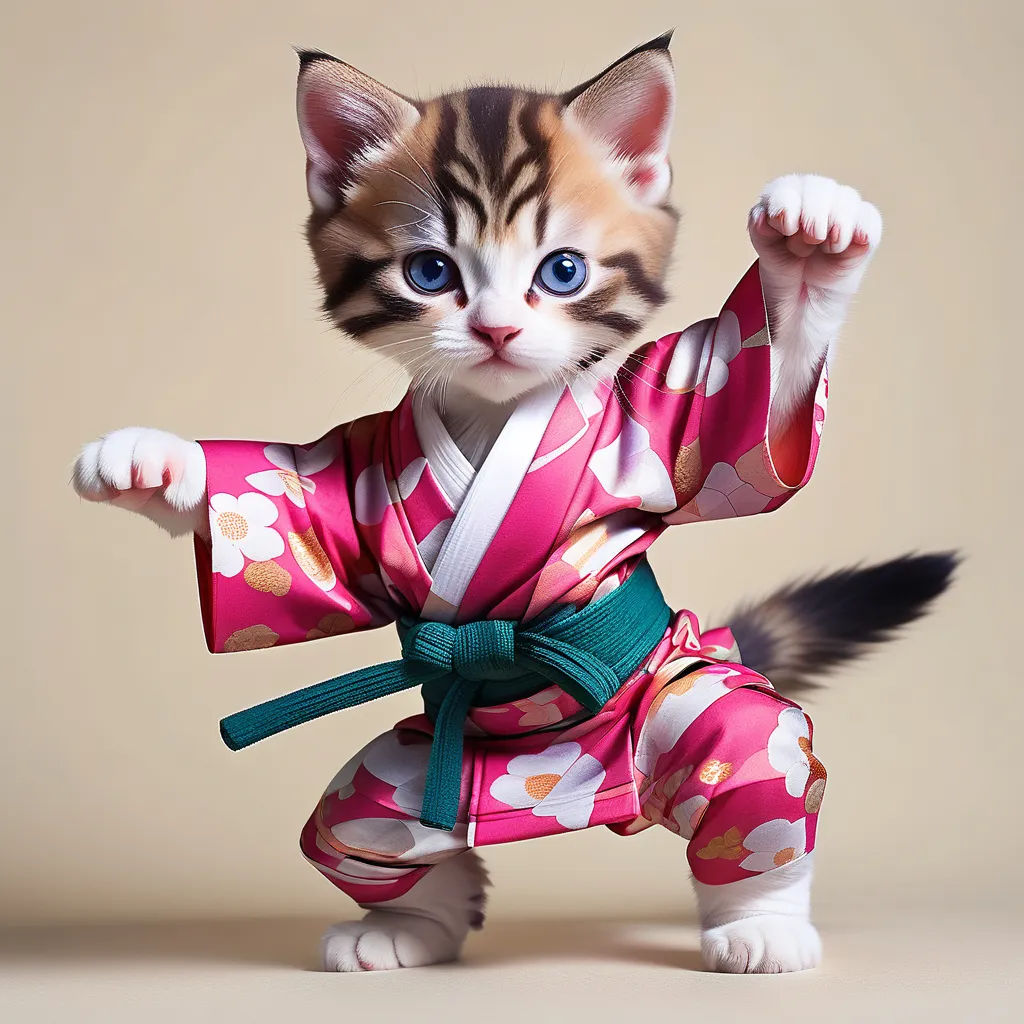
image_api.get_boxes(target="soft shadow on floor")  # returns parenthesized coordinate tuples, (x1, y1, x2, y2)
(466, 918, 706, 971)
(0, 914, 705, 973)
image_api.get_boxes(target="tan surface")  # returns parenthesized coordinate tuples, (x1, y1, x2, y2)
(3, 912, 1022, 1023)
(2, 0, 1021, 970)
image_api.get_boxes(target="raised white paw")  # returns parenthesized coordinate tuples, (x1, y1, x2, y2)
(749, 173, 882, 292)
(701, 915, 822, 974)
(73, 427, 207, 536)
(321, 911, 463, 972)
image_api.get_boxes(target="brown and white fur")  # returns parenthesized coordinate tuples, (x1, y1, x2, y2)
(72, 36, 947, 974)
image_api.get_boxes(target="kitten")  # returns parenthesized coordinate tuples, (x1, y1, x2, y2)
(72, 35, 951, 974)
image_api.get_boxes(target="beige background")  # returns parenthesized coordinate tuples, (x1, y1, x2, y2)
(3, 0, 1022, 965)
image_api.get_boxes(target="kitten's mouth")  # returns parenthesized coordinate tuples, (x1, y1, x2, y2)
(453, 352, 549, 401)
(467, 350, 528, 374)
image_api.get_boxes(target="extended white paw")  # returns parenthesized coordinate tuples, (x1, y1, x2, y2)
(749, 173, 881, 291)
(73, 427, 207, 535)
(321, 912, 464, 972)
(701, 915, 822, 974)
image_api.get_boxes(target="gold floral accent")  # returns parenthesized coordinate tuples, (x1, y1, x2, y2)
(799, 735, 827, 788)
(278, 470, 304, 500)
(563, 521, 614, 573)
(288, 527, 335, 586)
(244, 559, 292, 597)
(223, 624, 279, 653)
(306, 613, 355, 641)
(699, 759, 733, 785)
(695, 826, 746, 861)
(773, 847, 797, 867)
(673, 442, 703, 504)
(524, 773, 561, 800)
(805, 777, 826, 814)
(216, 510, 248, 541)
(663, 668, 700, 695)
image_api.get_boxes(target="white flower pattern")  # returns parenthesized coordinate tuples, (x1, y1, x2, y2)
(672, 794, 709, 839)
(361, 732, 429, 817)
(587, 413, 676, 512)
(767, 707, 815, 797)
(209, 492, 284, 578)
(354, 463, 391, 526)
(246, 438, 338, 507)
(739, 817, 807, 873)
(664, 311, 743, 397)
(490, 741, 605, 830)
(634, 668, 740, 777)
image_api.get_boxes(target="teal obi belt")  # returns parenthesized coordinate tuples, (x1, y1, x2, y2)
(220, 559, 672, 832)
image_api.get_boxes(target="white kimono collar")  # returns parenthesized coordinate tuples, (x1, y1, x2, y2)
(412, 382, 565, 622)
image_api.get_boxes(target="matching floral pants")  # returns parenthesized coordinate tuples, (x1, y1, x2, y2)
(299, 638, 827, 907)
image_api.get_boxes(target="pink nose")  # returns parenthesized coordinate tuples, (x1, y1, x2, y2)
(470, 324, 522, 351)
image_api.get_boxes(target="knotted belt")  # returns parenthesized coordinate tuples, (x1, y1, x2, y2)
(220, 560, 672, 831)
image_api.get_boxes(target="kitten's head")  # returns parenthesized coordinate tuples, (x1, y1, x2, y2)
(298, 34, 679, 404)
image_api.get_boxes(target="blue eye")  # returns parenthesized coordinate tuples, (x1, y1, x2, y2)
(535, 251, 587, 296)
(405, 250, 458, 294)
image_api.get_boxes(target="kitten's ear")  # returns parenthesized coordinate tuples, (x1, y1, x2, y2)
(296, 50, 420, 212)
(562, 32, 675, 205)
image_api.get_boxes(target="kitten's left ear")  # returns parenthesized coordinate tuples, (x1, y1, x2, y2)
(296, 50, 421, 212)
(562, 32, 675, 205)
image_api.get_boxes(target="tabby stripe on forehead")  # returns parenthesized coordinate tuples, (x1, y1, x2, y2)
(507, 97, 550, 244)
(340, 286, 424, 337)
(434, 98, 488, 241)
(498, 102, 549, 197)
(437, 102, 481, 188)
(449, 151, 480, 185)
(568, 284, 642, 338)
(505, 175, 546, 227)
(465, 88, 514, 189)
(322, 256, 392, 313)
(499, 150, 538, 196)
(604, 252, 668, 306)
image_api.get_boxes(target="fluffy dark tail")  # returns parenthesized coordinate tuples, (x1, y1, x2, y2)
(728, 552, 959, 696)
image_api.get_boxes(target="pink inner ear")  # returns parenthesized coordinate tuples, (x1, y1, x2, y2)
(618, 80, 671, 159)
(628, 164, 659, 191)
(302, 88, 365, 167)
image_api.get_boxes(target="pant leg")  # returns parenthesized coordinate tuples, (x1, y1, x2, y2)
(300, 728, 471, 905)
(634, 669, 826, 885)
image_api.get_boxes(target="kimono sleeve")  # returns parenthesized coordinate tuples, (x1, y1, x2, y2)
(193, 425, 394, 654)
(653, 261, 827, 525)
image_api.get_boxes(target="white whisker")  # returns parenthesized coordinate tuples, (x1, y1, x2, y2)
(386, 167, 444, 214)
(386, 217, 434, 237)
(613, 361, 676, 398)
(374, 200, 432, 218)
(395, 138, 445, 207)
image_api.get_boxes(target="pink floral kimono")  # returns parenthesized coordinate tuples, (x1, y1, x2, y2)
(194, 262, 829, 903)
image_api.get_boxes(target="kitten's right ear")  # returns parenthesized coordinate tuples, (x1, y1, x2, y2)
(296, 50, 420, 212)
(562, 33, 676, 205)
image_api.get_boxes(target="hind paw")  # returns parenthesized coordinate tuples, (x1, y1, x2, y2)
(321, 911, 463, 972)
(701, 915, 822, 974)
